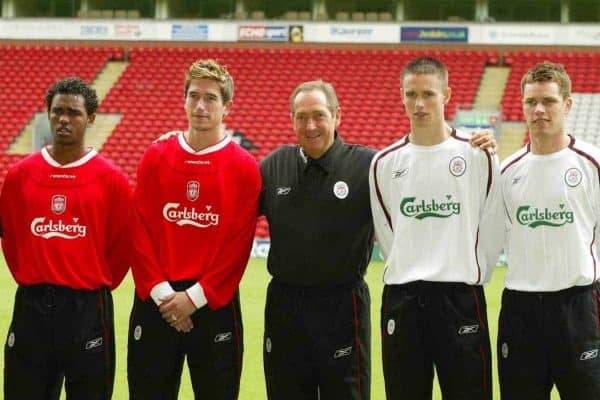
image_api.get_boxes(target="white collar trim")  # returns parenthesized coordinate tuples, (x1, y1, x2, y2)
(178, 133, 231, 155)
(42, 147, 97, 168)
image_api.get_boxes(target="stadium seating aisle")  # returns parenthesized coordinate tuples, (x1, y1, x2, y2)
(501, 51, 600, 148)
(0, 46, 497, 183)
(0, 45, 494, 181)
(1, 45, 500, 238)
(11, 48, 595, 167)
(0, 44, 118, 178)
(501, 51, 600, 125)
(102, 47, 493, 176)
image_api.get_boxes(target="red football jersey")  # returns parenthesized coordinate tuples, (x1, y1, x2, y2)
(133, 134, 261, 310)
(0, 148, 134, 290)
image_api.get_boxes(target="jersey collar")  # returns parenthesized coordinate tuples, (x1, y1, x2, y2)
(41, 147, 97, 168)
(178, 133, 231, 155)
(298, 132, 342, 174)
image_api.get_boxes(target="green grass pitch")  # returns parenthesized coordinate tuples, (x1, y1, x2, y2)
(0, 258, 559, 399)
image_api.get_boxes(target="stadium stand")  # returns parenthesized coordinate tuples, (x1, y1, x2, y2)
(501, 51, 600, 146)
(567, 93, 600, 144)
(0, 44, 496, 238)
(4, 46, 600, 236)
(0, 45, 118, 177)
(102, 46, 493, 170)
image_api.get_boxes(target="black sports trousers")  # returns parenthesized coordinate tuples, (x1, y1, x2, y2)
(4, 284, 115, 400)
(381, 281, 492, 400)
(128, 282, 243, 400)
(263, 278, 371, 400)
(497, 282, 600, 400)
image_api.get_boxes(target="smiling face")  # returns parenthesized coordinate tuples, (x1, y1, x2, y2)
(48, 93, 94, 147)
(291, 89, 340, 159)
(401, 72, 450, 130)
(522, 81, 572, 140)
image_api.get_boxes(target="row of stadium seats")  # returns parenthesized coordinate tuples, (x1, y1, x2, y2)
(2, 45, 598, 236)
(0, 47, 118, 199)
(501, 51, 600, 148)
(0, 45, 495, 238)
(566, 93, 600, 145)
(100, 46, 492, 174)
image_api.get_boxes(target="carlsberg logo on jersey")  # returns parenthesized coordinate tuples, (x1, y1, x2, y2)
(400, 195, 461, 219)
(163, 203, 219, 228)
(30, 218, 87, 239)
(516, 205, 574, 228)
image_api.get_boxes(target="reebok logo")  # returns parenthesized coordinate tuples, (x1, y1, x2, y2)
(85, 337, 103, 350)
(333, 346, 352, 359)
(458, 324, 479, 335)
(184, 160, 210, 165)
(393, 168, 409, 179)
(50, 174, 76, 179)
(276, 187, 291, 196)
(214, 332, 232, 343)
(580, 349, 598, 361)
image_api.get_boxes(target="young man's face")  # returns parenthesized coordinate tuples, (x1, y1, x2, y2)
(185, 78, 230, 135)
(48, 93, 94, 147)
(291, 89, 340, 159)
(522, 81, 572, 140)
(401, 73, 450, 129)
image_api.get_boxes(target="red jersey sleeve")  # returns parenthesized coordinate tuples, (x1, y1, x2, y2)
(131, 146, 168, 299)
(200, 158, 261, 309)
(104, 170, 134, 290)
(0, 167, 20, 279)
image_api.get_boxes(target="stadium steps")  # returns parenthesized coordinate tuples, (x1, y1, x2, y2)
(85, 61, 129, 151)
(473, 67, 510, 110)
(87, 114, 124, 151)
(498, 122, 527, 161)
(93, 61, 129, 102)
(7, 115, 38, 154)
(6, 61, 128, 155)
(6, 113, 123, 155)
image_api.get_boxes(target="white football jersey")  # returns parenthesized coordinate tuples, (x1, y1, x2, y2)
(370, 129, 503, 285)
(501, 136, 600, 291)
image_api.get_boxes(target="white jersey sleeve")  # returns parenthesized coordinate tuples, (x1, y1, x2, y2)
(477, 152, 504, 283)
(369, 141, 403, 261)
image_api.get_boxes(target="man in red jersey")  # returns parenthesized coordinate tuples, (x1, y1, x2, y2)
(0, 77, 133, 400)
(128, 59, 261, 400)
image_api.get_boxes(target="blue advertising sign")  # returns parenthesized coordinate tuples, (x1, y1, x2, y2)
(401, 26, 468, 43)
(238, 25, 288, 41)
(171, 24, 209, 41)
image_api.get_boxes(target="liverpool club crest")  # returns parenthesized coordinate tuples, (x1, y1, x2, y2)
(187, 181, 200, 201)
(51, 195, 67, 214)
(449, 156, 466, 177)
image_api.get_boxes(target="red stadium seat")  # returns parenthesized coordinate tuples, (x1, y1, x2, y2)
(0, 45, 509, 214)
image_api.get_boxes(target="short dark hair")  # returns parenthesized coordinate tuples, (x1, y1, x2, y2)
(521, 61, 571, 100)
(45, 77, 99, 115)
(290, 80, 340, 116)
(401, 57, 449, 88)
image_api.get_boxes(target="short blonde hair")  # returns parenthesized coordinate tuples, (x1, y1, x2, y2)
(184, 59, 234, 103)
(521, 61, 571, 100)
